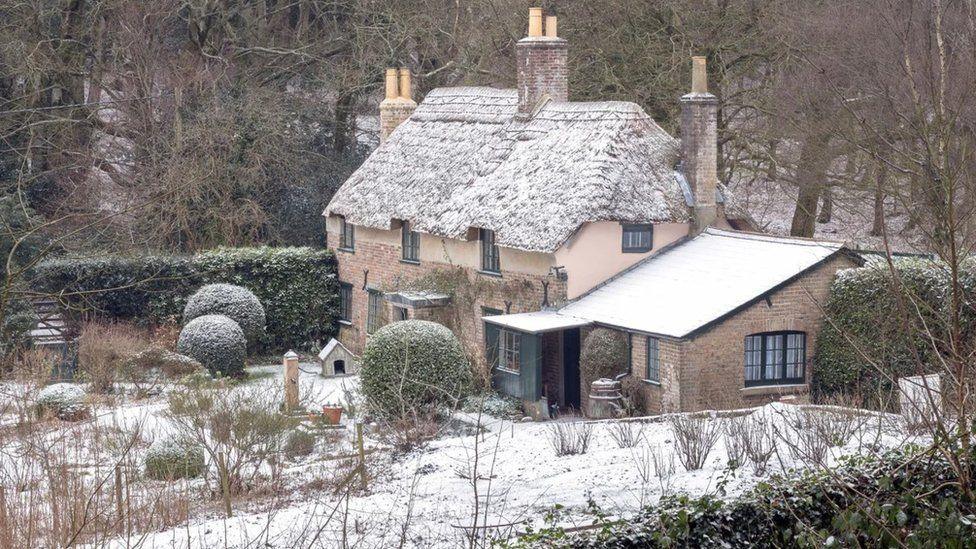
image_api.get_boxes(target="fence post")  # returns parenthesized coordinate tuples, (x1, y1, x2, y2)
(283, 351, 300, 413)
(218, 451, 233, 518)
(0, 486, 7, 540)
(114, 464, 124, 534)
(356, 420, 367, 491)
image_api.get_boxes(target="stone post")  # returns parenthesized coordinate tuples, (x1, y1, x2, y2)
(283, 350, 299, 412)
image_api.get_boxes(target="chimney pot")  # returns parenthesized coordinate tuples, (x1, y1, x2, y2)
(398, 68, 412, 100)
(691, 56, 708, 94)
(384, 68, 398, 100)
(528, 7, 543, 37)
(545, 16, 558, 38)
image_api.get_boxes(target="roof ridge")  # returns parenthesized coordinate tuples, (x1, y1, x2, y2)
(704, 227, 846, 248)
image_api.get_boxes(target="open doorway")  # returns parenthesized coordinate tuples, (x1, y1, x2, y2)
(562, 328, 581, 410)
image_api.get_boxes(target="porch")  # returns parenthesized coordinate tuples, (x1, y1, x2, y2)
(482, 311, 591, 414)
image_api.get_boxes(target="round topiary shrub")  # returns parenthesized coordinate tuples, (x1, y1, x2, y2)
(144, 436, 206, 480)
(176, 314, 246, 378)
(360, 320, 471, 418)
(183, 283, 266, 342)
(36, 383, 89, 421)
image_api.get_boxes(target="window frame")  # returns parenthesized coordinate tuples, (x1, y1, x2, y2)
(338, 217, 355, 251)
(401, 221, 420, 263)
(744, 331, 806, 387)
(394, 306, 409, 321)
(621, 223, 654, 253)
(366, 289, 383, 334)
(338, 282, 353, 323)
(645, 336, 660, 383)
(480, 228, 501, 274)
(497, 328, 521, 374)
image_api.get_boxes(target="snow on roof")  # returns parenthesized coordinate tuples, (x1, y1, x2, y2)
(318, 338, 355, 362)
(483, 311, 592, 334)
(324, 86, 687, 253)
(558, 228, 847, 338)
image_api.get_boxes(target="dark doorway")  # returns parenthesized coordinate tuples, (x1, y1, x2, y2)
(562, 328, 581, 409)
(334, 360, 346, 375)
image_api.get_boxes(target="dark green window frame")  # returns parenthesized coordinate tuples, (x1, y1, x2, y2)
(401, 221, 420, 262)
(366, 289, 383, 334)
(646, 337, 660, 383)
(339, 217, 355, 251)
(622, 223, 653, 253)
(480, 228, 501, 273)
(338, 282, 353, 322)
(744, 331, 806, 387)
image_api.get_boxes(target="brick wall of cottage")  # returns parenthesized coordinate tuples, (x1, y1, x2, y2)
(602, 253, 857, 415)
(327, 231, 566, 390)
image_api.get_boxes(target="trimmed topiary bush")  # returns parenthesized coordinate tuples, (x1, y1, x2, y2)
(360, 320, 471, 418)
(183, 283, 265, 343)
(36, 383, 89, 421)
(177, 315, 246, 378)
(33, 247, 339, 352)
(144, 436, 206, 480)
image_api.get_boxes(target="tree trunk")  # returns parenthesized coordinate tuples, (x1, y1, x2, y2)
(817, 186, 833, 223)
(790, 131, 832, 237)
(870, 165, 887, 236)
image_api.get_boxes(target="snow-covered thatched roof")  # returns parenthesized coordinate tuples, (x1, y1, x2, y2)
(324, 87, 688, 252)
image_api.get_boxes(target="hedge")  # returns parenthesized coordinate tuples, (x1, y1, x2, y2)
(34, 247, 339, 352)
(507, 444, 976, 548)
(812, 258, 976, 407)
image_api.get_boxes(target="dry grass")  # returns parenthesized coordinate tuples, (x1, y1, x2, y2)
(77, 323, 148, 393)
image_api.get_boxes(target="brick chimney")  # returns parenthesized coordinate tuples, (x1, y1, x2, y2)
(681, 56, 719, 233)
(516, 8, 568, 116)
(379, 67, 417, 143)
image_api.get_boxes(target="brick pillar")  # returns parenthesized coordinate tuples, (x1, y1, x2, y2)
(379, 68, 417, 143)
(515, 10, 568, 115)
(680, 56, 719, 233)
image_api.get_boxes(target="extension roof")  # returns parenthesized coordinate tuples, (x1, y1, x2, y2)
(553, 228, 855, 338)
(324, 87, 690, 253)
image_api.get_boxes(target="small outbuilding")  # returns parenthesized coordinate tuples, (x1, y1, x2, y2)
(319, 338, 359, 377)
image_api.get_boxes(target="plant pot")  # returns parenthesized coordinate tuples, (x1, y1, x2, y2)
(322, 406, 343, 425)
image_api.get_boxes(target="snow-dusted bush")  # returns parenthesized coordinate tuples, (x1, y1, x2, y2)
(36, 383, 89, 421)
(183, 283, 265, 342)
(360, 320, 471, 418)
(461, 392, 523, 419)
(283, 429, 316, 459)
(579, 329, 629, 412)
(126, 347, 203, 379)
(668, 413, 723, 470)
(144, 436, 206, 480)
(546, 421, 593, 456)
(176, 314, 246, 377)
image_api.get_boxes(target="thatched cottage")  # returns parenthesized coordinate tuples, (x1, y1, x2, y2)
(323, 8, 860, 415)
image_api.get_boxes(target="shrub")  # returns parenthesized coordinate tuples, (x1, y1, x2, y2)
(144, 436, 206, 480)
(546, 421, 594, 456)
(183, 283, 265, 343)
(36, 383, 89, 421)
(606, 421, 644, 449)
(34, 247, 339, 352)
(125, 347, 203, 379)
(360, 320, 471, 418)
(76, 323, 147, 393)
(579, 329, 629, 408)
(176, 315, 246, 378)
(283, 429, 316, 459)
(813, 259, 976, 407)
(668, 413, 723, 470)
(461, 392, 523, 419)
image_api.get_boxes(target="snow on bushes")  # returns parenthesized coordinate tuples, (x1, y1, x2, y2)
(36, 383, 89, 421)
(34, 246, 339, 351)
(183, 283, 265, 343)
(813, 258, 976, 407)
(126, 347, 203, 379)
(144, 436, 206, 480)
(360, 320, 471, 418)
(177, 315, 247, 378)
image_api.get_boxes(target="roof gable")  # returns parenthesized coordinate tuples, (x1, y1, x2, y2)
(325, 87, 686, 252)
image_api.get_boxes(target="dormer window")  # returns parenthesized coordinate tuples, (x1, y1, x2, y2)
(480, 229, 501, 273)
(401, 221, 420, 262)
(339, 217, 355, 251)
(622, 223, 653, 253)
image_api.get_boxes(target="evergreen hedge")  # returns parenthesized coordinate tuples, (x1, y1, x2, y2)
(507, 444, 976, 548)
(812, 258, 976, 407)
(34, 247, 338, 352)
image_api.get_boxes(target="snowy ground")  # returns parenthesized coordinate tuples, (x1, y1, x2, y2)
(0, 365, 917, 548)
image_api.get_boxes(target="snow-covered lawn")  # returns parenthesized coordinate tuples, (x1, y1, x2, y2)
(0, 366, 916, 548)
